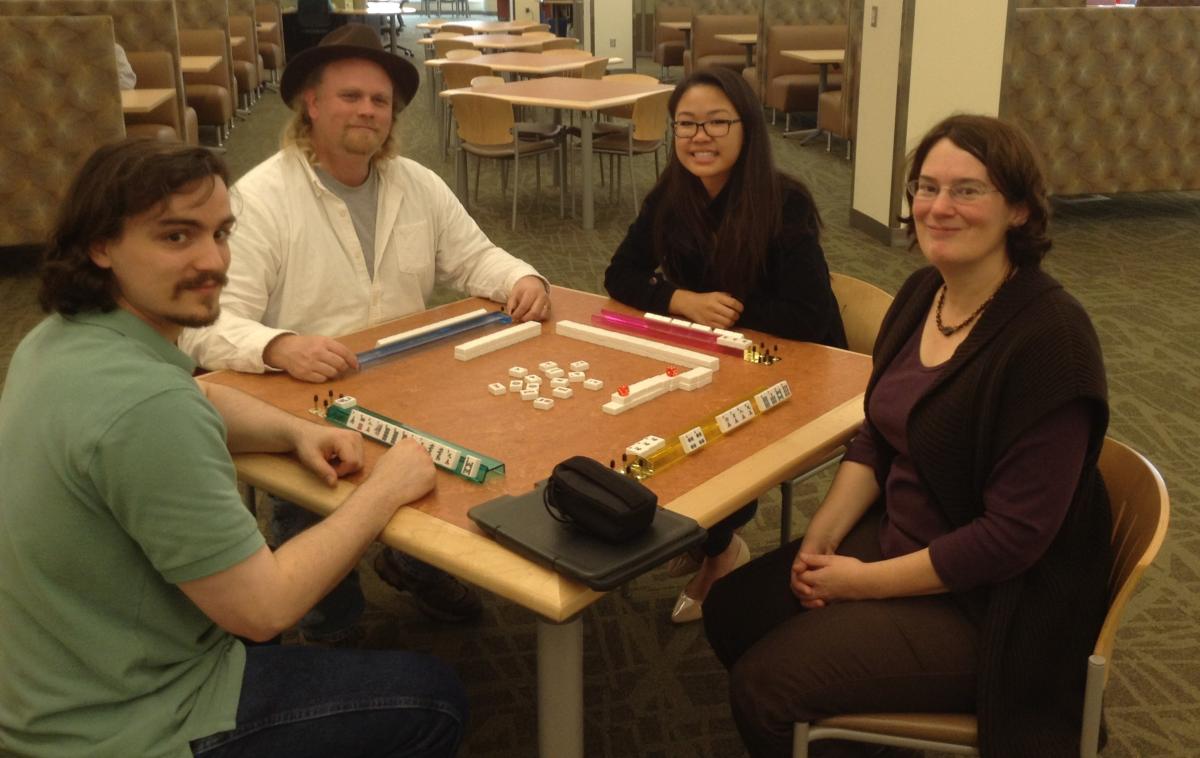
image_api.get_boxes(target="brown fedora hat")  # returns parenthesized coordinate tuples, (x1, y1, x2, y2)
(280, 24, 420, 107)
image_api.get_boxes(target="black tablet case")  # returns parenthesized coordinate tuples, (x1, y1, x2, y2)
(468, 480, 707, 591)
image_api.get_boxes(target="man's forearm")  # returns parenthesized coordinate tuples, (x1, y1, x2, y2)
(200, 381, 305, 454)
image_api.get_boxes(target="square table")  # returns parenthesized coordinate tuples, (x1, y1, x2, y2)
(180, 55, 221, 74)
(200, 286, 870, 758)
(715, 32, 759, 69)
(120, 88, 175, 114)
(781, 49, 845, 141)
(442, 77, 674, 230)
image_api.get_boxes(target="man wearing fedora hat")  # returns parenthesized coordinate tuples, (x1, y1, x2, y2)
(181, 24, 551, 637)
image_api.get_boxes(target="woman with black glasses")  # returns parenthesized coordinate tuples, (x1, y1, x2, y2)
(604, 66, 846, 625)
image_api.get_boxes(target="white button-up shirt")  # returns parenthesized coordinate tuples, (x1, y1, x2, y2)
(180, 147, 544, 372)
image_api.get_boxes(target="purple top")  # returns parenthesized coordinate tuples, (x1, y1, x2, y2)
(844, 324, 1091, 591)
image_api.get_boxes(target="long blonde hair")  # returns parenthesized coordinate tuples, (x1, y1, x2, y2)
(281, 62, 404, 166)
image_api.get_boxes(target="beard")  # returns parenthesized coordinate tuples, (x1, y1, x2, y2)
(169, 271, 228, 327)
(342, 125, 384, 156)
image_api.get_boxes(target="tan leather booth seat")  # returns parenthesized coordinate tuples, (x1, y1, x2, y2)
(179, 28, 234, 144)
(654, 5, 690, 73)
(229, 14, 261, 107)
(256, 2, 285, 81)
(683, 14, 757, 75)
(761, 23, 846, 114)
(123, 50, 183, 141)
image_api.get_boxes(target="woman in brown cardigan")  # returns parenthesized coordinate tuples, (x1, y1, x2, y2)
(703, 115, 1112, 758)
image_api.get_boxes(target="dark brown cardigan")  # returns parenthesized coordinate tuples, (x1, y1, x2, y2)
(865, 265, 1112, 757)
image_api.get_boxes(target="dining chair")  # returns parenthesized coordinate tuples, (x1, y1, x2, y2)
(470, 75, 504, 88)
(444, 48, 482, 61)
(255, 2, 285, 84)
(589, 90, 671, 213)
(440, 23, 474, 34)
(433, 36, 474, 57)
(440, 61, 493, 156)
(792, 436, 1170, 758)
(449, 92, 564, 230)
(777, 272, 893, 545)
(539, 37, 578, 51)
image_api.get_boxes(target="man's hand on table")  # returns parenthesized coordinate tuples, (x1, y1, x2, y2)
(291, 423, 364, 487)
(506, 276, 551, 322)
(359, 438, 438, 510)
(264, 333, 359, 383)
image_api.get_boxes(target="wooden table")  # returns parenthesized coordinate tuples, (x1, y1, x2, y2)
(180, 55, 221, 74)
(418, 18, 544, 34)
(659, 20, 691, 50)
(256, 21, 277, 33)
(200, 286, 870, 758)
(120, 88, 175, 114)
(425, 51, 608, 77)
(715, 32, 759, 69)
(230, 35, 246, 46)
(454, 33, 556, 52)
(781, 49, 844, 140)
(442, 77, 673, 230)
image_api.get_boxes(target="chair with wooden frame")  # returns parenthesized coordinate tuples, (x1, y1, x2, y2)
(792, 436, 1170, 758)
(440, 61, 493, 156)
(539, 37, 578, 52)
(777, 273, 893, 544)
(433, 36, 474, 57)
(588, 90, 671, 214)
(470, 75, 504, 88)
(440, 23, 473, 34)
(449, 92, 564, 231)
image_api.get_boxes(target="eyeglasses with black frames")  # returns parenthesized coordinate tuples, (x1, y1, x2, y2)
(906, 178, 999, 204)
(671, 118, 742, 139)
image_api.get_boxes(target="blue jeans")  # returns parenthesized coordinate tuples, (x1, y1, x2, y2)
(190, 645, 467, 757)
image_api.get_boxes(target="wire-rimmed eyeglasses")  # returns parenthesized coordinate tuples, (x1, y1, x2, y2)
(906, 179, 999, 204)
(671, 118, 742, 139)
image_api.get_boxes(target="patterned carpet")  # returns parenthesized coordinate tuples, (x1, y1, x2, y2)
(1, 20, 1196, 757)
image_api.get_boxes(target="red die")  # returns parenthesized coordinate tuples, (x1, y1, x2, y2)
(664, 366, 680, 377)
(618, 385, 630, 397)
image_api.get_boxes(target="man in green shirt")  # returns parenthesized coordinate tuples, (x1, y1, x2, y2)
(0, 139, 466, 757)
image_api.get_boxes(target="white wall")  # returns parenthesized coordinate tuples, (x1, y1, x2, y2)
(851, 0, 904, 231)
(592, 0, 633, 69)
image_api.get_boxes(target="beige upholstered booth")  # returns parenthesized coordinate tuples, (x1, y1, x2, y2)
(653, 5, 690, 79)
(0, 0, 196, 144)
(176, 0, 239, 143)
(179, 28, 235, 145)
(683, 14, 757, 75)
(0, 15, 125, 248)
(1000, 6, 1200, 195)
(756, 24, 845, 131)
(255, 1, 284, 84)
(229, 13, 262, 108)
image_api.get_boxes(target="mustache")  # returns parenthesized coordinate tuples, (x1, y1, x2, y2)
(174, 271, 228, 295)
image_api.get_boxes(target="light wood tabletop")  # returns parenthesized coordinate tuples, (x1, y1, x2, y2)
(441, 77, 672, 230)
(453, 33, 555, 51)
(256, 21, 277, 33)
(120, 88, 175, 114)
(230, 35, 246, 46)
(781, 49, 845, 139)
(424, 51, 606, 75)
(180, 55, 221, 74)
(200, 285, 869, 758)
(715, 32, 759, 67)
(418, 18, 544, 33)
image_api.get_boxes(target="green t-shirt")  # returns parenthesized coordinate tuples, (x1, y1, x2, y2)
(0, 310, 266, 757)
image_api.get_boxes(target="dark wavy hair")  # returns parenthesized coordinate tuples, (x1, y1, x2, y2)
(648, 66, 821, 300)
(901, 114, 1052, 267)
(39, 138, 229, 315)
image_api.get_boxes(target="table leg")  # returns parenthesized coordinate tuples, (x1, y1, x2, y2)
(744, 45, 754, 70)
(581, 112, 594, 230)
(782, 62, 824, 142)
(538, 617, 583, 758)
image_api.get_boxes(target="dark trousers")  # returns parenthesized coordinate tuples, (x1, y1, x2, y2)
(703, 500, 757, 557)
(703, 515, 980, 758)
(190, 645, 466, 757)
